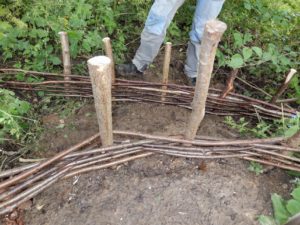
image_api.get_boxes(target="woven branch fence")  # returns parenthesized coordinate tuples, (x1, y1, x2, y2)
(0, 130, 300, 216)
(0, 68, 297, 120)
(0, 68, 299, 217)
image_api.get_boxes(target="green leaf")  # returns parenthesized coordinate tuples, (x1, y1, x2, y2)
(243, 1, 252, 10)
(233, 32, 243, 48)
(243, 33, 253, 44)
(263, 52, 272, 61)
(16, 73, 25, 81)
(279, 56, 291, 66)
(18, 101, 31, 114)
(248, 161, 264, 175)
(216, 49, 226, 67)
(49, 56, 61, 65)
(82, 41, 91, 52)
(286, 199, 300, 216)
(56, 124, 65, 129)
(271, 193, 290, 224)
(291, 187, 300, 202)
(258, 215, 277, 225)
(284, 125, 299, 138)
(242, 47, 253, 61)
(228, 54, 244, 69)
(37, 91, 45, 97)
(252, 47, 263, 58)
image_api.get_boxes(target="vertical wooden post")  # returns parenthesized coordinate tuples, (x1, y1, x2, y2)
(87, 56, 113, 146)
(270, 69, 297, 104)
(185, 20, 227, 140)
(58, 32, 71, 86)
(102, 37, 115, 84)
(161, 42, 172, 102)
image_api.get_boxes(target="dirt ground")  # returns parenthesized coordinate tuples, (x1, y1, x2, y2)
(7, 50, 290, 225)
(22, 101, 292, 225)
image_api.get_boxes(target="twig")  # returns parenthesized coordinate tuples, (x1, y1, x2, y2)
(220, 69, 239, 99)
(271, 69, 297, 104)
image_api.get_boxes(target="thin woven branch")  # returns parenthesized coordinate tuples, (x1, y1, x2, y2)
(0, 69, 297, 120)
(0, 131, 299, 216)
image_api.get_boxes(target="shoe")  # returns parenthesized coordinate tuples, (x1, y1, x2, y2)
(186, 77, 196, 86)
(116, 63, 143, 77)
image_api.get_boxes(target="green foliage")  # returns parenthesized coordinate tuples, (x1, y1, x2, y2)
(0, 0, 152, 71)
(218, 0, 299, 101)
(217, 37, 294, 73)
(248, 161, 264, 175)
(219, 0, 299, 68)
(0, 88, 31, 141)
(259, 187, 300, 225)
(290, 76, 300, 104)
(224, 114, 300, 139)
(225, 115, 300, 175)
(0, 0, 298, 86)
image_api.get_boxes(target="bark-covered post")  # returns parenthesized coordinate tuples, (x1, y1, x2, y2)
(185, 20, 227, 140)
(270, 69, 297, 104)
(102, 37, 115, 84)
(58, 32, 71, 86)
(161, 42, 172, 103)
(87, 56, 113, 146)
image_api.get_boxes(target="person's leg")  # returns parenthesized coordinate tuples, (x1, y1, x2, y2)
(184, 0, 225, 78)
(132, 0, 185, 72)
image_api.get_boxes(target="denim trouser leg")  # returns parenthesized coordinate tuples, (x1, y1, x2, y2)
(133, 0, 185, 71)
(184, 0, 225, 78)
(133, 0, 225, 76)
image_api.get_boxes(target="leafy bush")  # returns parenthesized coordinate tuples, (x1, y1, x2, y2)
(0, 1, 298, 76)
(0, 88, 31, 141)
(218, 0, 299, 100)
(0, 0, 153, 71)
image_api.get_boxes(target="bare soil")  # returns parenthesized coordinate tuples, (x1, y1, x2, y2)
(23, 102, 292, 225)
(19, 51, 292, 225)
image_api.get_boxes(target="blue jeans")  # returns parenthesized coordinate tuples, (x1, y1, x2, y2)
(132, 0, 225, 78)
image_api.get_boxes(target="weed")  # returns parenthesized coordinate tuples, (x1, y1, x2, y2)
(0, 88, 32, 142)
(248, 162, 264, 175)
(259, 187, 300, 225)
(225, 115, 300, 175)
(224, 115, 300, 139)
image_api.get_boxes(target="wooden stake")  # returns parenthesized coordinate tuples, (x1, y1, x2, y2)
(87, 56, 113, 146)
(270, 69, 297, 104)
(102, 37, 115, 84)
(161, 42, 172, 103)
(185, 20, 227, 140)
(58, 32, 71, 86)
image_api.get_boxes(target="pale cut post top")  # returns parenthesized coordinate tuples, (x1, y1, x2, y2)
(205, 20, 227, 35)
(58, 31, 67, 35)
(286, 69, 297, 83)
(88, 56, 111, 67)
(102, 37, 110, 43)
